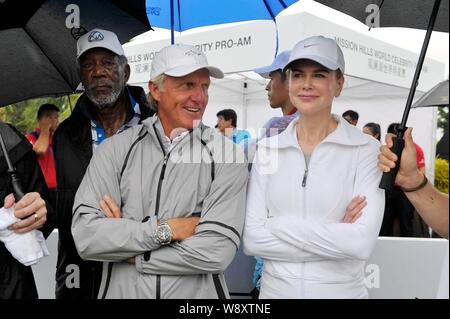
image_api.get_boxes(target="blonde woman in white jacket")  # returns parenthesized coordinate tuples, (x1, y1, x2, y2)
(243, 36, 385, 299)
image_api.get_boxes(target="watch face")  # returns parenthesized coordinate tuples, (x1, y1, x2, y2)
(156, 224, 172, 245)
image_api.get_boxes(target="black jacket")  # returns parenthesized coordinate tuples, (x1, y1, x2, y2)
(0, 122, 54, 299)
(53, 85, 153, 299)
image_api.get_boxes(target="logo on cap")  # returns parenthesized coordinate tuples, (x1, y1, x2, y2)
(88, 31, 104, 42)
(185, 49, 202, 56)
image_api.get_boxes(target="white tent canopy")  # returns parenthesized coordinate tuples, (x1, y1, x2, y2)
(123, 4, 446, 181)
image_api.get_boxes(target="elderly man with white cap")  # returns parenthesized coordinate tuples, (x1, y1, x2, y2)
(53, 28, 153, 299)
(71, 43, 248, 299)
(243, 36, 385, 299)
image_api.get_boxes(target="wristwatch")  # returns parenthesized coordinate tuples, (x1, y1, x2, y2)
(154, 220, 172, 245)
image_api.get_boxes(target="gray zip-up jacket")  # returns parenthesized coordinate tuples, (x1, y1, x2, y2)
(72, 115, 248, 299)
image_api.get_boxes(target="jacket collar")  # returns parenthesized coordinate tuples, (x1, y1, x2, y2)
(259, 114, 369, 149)
(143, 115, 211, 143)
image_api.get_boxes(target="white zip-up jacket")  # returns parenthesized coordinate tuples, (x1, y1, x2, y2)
(243, 115, 385, 299)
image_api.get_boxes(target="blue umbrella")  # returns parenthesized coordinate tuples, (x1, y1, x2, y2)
(146, 0, 298, 44)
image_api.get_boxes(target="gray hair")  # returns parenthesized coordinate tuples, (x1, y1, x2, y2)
(147, 74, 166, 111)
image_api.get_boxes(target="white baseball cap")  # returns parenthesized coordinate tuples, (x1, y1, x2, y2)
(77, 28, 124, 59)
(150, 44, 224, 80)
(283, 36, 345, 73)
(254, 50, 291, 78)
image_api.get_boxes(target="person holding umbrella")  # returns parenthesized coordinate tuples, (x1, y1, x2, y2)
(378, 127, 448, 238)
(243, 36, 385, 298)
(378, 127, 448, 299)
(0, 121, 53, 299)
(53, 28, 153, 299)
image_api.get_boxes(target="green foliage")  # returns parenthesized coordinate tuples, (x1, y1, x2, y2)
(0, 94, 80, 134)
(434, 157, 449, 194)
(437, 107, 448, 131)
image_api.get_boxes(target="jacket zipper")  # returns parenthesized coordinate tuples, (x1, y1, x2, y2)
(301, 166, 309, 187)
(151, 124, 193, 299)
(153, 130, 169, 299)
(155, 156, 169, 218)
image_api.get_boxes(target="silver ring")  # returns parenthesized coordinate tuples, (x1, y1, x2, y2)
(34, 213, 39, 221)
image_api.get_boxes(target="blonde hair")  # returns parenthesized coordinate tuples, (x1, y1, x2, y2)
(147, 74, 166, 111)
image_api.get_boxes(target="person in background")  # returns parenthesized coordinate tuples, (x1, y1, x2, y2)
(243, 36, 384, 299)
(216, 108, 251, 144)
(257, 51, 297, 113)
(342, 110, 359, 126)
(53, 28, 153, 299)
(245, 51, 298, 163)
(379, 123, 427, 237)
(26, 103, 60, 208)
(362, 122, 381, 141)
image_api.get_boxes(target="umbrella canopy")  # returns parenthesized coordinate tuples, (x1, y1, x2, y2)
(0, 0, 151, 107)
(146, 0, 299, 44)
(412, 80, 449, 108)
(313, 0, 448, 32)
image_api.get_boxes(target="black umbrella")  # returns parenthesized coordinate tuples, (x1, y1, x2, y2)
(0, 0, 151, 107)
(314, 0, 449, 190)
(412, 79, 449, 108)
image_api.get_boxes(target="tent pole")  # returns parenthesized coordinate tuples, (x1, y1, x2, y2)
(170, 0, 175, 44)
(242, 82, 248, 129)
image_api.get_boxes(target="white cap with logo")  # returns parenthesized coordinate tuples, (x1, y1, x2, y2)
(77, 28, 124, 59)
(283, 36, 345, 73)
(150, 44, 224, 80)
(254, 50, 291, 78)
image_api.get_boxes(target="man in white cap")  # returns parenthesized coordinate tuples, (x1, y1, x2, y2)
(53, 28, 153, 299)
(0, 121, 53, 299)
(71, 44, 248, 298)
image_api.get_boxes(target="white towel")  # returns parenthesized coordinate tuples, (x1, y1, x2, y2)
(0, 207, 49, 266)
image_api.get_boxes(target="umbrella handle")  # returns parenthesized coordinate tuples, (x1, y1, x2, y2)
(0, 132, 25, 201)
(11, 173, 25, 201)
(379, 136, 405, 190)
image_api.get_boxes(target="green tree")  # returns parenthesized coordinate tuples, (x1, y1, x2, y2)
(0, 94, 80, 134)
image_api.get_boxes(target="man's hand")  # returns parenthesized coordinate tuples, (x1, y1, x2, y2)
(6, 192, 47, 234)
(167, 216, 200, 241)
(378, 127, 423, 189)
(100, 195, 122, 218)
(342, 195, 367, 223)
(40, 116, 54, 134)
